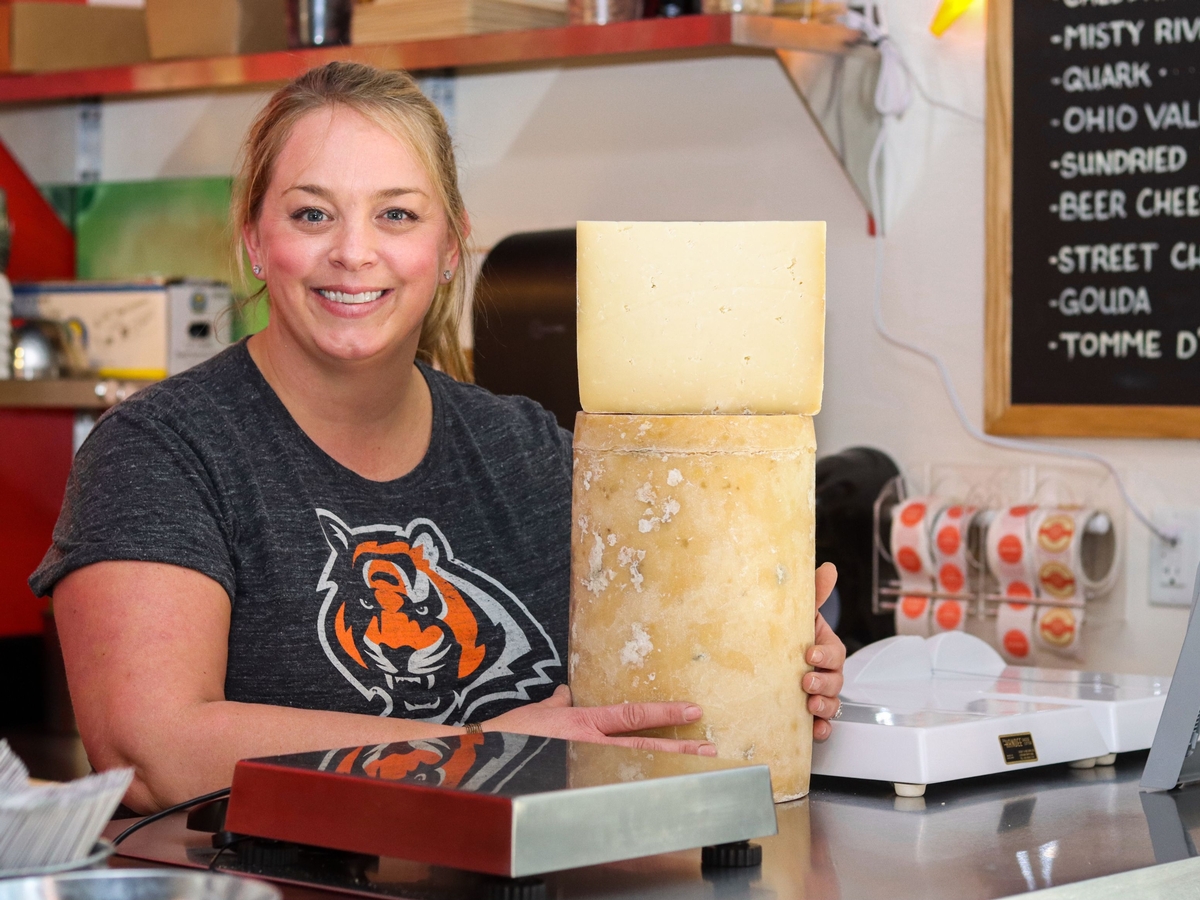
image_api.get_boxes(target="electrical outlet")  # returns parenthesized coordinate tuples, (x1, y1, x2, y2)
(1149, 508, 1200, 607)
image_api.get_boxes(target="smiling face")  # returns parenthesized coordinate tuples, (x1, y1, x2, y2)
(244, 105, 460, 366)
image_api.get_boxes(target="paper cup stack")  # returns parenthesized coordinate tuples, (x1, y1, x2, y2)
(0, 739, 132, 874)
(568, 221, 826, 802)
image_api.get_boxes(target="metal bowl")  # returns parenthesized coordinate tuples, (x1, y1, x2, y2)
(0, 869, 282, 900)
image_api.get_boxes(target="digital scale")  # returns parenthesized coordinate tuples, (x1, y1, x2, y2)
(196, 733, 774, 891)
(812, 631, 1168, 797)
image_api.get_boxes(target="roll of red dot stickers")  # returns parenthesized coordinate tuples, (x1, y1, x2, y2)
(987, 505, 1038, 663)
(930, 504, 975, 633)
(890, 496, 937, 637)
(1030, 507, 1090, 658)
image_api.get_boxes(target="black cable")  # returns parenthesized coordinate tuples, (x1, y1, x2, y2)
(208, 830, 246, 870)
(111, 787, 231, 846)
(208, 845, 230, 871)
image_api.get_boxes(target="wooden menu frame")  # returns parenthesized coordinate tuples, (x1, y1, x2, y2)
(983, 0, 1200, 439)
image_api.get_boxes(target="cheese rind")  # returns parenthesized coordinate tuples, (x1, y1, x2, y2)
(576, 221, 826, 416)
(569, 413, 816, 802)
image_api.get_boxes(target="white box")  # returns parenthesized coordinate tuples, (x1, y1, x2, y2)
(13, 280, 234, 379)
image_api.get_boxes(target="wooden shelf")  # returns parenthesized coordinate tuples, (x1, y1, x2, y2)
(0, 378, 155, 409)
(0, 15, 859, 104)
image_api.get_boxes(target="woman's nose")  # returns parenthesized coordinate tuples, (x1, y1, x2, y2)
(328, 217, 378, 270)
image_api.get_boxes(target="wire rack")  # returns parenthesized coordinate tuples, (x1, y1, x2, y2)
(871, 466, 1121, 619)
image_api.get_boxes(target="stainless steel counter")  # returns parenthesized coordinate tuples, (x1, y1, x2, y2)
(110, 750, 1200, 900)
(552, 751, 1180, 900)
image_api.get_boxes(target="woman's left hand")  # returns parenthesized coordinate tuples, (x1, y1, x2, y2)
(804, 562, 846, 742)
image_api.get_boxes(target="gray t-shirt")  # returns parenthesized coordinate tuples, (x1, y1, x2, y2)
(30, 341, 571, 726)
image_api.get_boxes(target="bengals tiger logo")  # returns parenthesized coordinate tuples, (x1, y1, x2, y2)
(317, 732, 553, 794)
(315, 510, 560, 724)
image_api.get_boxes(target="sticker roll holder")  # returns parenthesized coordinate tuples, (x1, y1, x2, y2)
(872, 476, 1119, 662)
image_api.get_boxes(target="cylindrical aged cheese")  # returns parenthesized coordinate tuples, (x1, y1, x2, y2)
(569, 412, 816, 802)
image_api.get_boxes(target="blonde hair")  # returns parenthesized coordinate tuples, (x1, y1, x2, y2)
(232, 61, 471, 381)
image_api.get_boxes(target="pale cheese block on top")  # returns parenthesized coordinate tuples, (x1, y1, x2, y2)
(576, 221, 826, 416)
(569, 412, 816, 802)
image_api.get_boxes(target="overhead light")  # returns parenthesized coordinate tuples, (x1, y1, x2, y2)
(930, 0, 980, 37)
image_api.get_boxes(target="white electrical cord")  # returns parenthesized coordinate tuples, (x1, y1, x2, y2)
(846, 4, 1177, 546)
(895, 53, 985, 123)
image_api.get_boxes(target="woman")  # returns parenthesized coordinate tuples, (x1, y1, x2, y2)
(30, 62, 845, 814)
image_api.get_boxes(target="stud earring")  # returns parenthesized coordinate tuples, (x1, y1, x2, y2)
(253, 265, 263, 277)
(443, 269, 453, 282)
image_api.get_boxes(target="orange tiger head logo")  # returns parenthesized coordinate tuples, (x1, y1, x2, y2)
(319, 732, 556, 794)
(316, 510, 560, 724)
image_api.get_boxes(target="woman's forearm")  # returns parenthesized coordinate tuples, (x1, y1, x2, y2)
(52, 562, 467, 813)
(111, 700, 464, 813)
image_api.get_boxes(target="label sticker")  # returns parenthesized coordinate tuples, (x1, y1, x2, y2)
(1000, 732, 1038, 765)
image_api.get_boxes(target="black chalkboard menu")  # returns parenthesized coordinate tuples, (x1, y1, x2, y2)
(986, 0, 1200, 436)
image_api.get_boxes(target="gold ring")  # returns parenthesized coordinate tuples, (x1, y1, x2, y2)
(463, 722, 483, 735)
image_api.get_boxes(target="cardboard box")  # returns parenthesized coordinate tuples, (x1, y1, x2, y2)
(145, 0, 285, 59)
(0, 3, 150, 72)
(13, 281, 234, 379)
(352, 0, 565, 44)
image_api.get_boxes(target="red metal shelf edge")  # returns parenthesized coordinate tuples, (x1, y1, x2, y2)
(0, 15, 859, 105)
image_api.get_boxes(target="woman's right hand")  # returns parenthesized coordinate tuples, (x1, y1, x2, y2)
(482, 684, 717, 757)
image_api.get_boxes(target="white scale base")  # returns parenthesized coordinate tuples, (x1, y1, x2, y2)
(811, 632, 1168, 797)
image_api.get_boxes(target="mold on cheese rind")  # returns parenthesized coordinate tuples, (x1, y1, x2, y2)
(582, 533, 611, 594)
(661, 498, 681, 522)
(569, 412, 816, 802)
(620, 623, 653, 668)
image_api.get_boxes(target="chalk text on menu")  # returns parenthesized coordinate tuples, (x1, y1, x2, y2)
(1009, 0, 1200, 407)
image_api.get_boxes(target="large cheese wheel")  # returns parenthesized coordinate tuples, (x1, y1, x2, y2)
(576, 220, 826, 416)
(569, 413, 816, 802)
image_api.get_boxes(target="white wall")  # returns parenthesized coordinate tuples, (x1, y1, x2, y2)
(0, 0, 1193, 673)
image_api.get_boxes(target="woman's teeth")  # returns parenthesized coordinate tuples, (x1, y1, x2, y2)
(318, 289, 385, 305)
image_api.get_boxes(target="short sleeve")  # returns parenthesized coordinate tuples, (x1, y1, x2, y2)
(558, 425, 574, 470)
(28, 407, 236, 600)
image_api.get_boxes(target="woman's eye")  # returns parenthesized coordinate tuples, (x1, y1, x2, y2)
(291, 208, 328, 224)
(383, 208, 416, 223)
